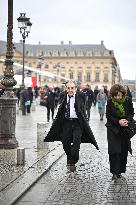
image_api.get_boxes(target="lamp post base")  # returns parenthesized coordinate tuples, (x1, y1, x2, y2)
(0, 97, 18, 149)
(0, 137, 18, 149)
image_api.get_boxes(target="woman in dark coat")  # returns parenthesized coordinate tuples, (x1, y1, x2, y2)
(105, 84, 134, 180)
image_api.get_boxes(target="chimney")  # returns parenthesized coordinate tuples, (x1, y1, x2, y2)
(101, 40, 104, 45)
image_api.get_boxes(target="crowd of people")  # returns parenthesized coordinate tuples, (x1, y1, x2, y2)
(0, 81, 135, 181)
(42, 81, 135, 180)
(38, 83, 109, 122)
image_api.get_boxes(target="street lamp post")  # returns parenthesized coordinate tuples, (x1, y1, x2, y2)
(37, 55, 44, 87)
(0, 0, 18, 148)
(17, 13, 32, 86)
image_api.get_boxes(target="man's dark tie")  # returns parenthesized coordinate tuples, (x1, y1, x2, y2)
(65, 96, 72, 118)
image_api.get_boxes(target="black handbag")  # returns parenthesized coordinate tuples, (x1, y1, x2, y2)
(124, 119, 136, 138)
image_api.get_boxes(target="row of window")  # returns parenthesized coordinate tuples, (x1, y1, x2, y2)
(14, 60, 109, 82)
(25, 50, 112, 58)
(15, 61, 109, 71)
(62, 72, 109, 82)
(14, 60, 110, 68)
(51, 66, 109, 70)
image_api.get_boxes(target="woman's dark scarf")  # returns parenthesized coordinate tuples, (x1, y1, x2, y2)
(112, 96, 126, 117)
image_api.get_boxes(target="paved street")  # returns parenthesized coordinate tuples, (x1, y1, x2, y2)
(0, 99, 61, 194)
(13, 103, 136, 205)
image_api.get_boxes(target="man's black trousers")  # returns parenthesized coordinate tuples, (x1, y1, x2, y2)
(61, 119, 82, 165)
(47, 107, 54, 121)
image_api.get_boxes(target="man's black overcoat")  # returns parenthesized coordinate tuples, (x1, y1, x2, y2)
(105, 97, 134, 154)
(44, 91, 99, 150)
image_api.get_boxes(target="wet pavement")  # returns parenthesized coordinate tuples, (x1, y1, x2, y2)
(0, 98, 63, 205)
(11, 103, 136, 205)
(0, 100, 136, 205)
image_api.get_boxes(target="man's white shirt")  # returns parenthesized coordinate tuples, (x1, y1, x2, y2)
(67, 94, 78, 118)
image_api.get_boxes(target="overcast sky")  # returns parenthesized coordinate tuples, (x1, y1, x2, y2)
(1, 0, 136, 80)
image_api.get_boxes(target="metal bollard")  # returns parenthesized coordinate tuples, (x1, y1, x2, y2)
(31, 101, 36, 111)
(37, 122, 49, 149)
(16, 106, 19, 114)
(17, 147, 25, 165)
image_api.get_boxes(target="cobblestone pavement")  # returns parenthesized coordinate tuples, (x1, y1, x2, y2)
(0, 99, 60, 191)
(15, 104, 136, 205)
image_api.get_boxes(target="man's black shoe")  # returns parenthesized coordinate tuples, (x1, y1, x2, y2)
(117, 174, 122, 178)
(67, 163, 71, 172)
(70, 164, 76, 172)
(112, 174, 118, 180)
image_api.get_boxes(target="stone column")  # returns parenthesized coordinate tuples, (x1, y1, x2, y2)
(0, 0, 18, 148)
(0, 97, 18, 148)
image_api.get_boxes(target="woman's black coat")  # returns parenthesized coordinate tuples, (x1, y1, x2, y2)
(105, 97, 134, 154)
(44, 91, 99, 150)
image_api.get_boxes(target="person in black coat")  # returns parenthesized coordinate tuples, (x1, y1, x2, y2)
(105, 84, 134, 180)
(93, 85, 99, 106)
(0, 83, 5, 97)
(82, 84, 94, 121)
(16, 87, 21, 106)
(124, 84, 132, 100)
(27, 87, 33, 113)
(20, 86, 30, 115)
(44, 86, 56, 122)
(44, 80, 99, 172)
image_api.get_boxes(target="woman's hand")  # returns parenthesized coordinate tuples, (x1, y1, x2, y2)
(119, 119, 128, 127)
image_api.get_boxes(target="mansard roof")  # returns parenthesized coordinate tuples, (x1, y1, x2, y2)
(0, 40, 114, 57)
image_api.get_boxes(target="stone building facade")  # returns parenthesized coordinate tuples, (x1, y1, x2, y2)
(0, 40, 122, 89)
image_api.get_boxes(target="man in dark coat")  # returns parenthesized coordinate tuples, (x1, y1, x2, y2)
(93, 85, 99, 106)
(27, 87, 33, 113)
(20, 86, 30, 115)
(82, 84, 94, 121)
(44, 80, 99, 172)
(44, 86, 56, 122)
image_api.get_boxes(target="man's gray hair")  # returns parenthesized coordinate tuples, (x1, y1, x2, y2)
(65, 80, 77, 87)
